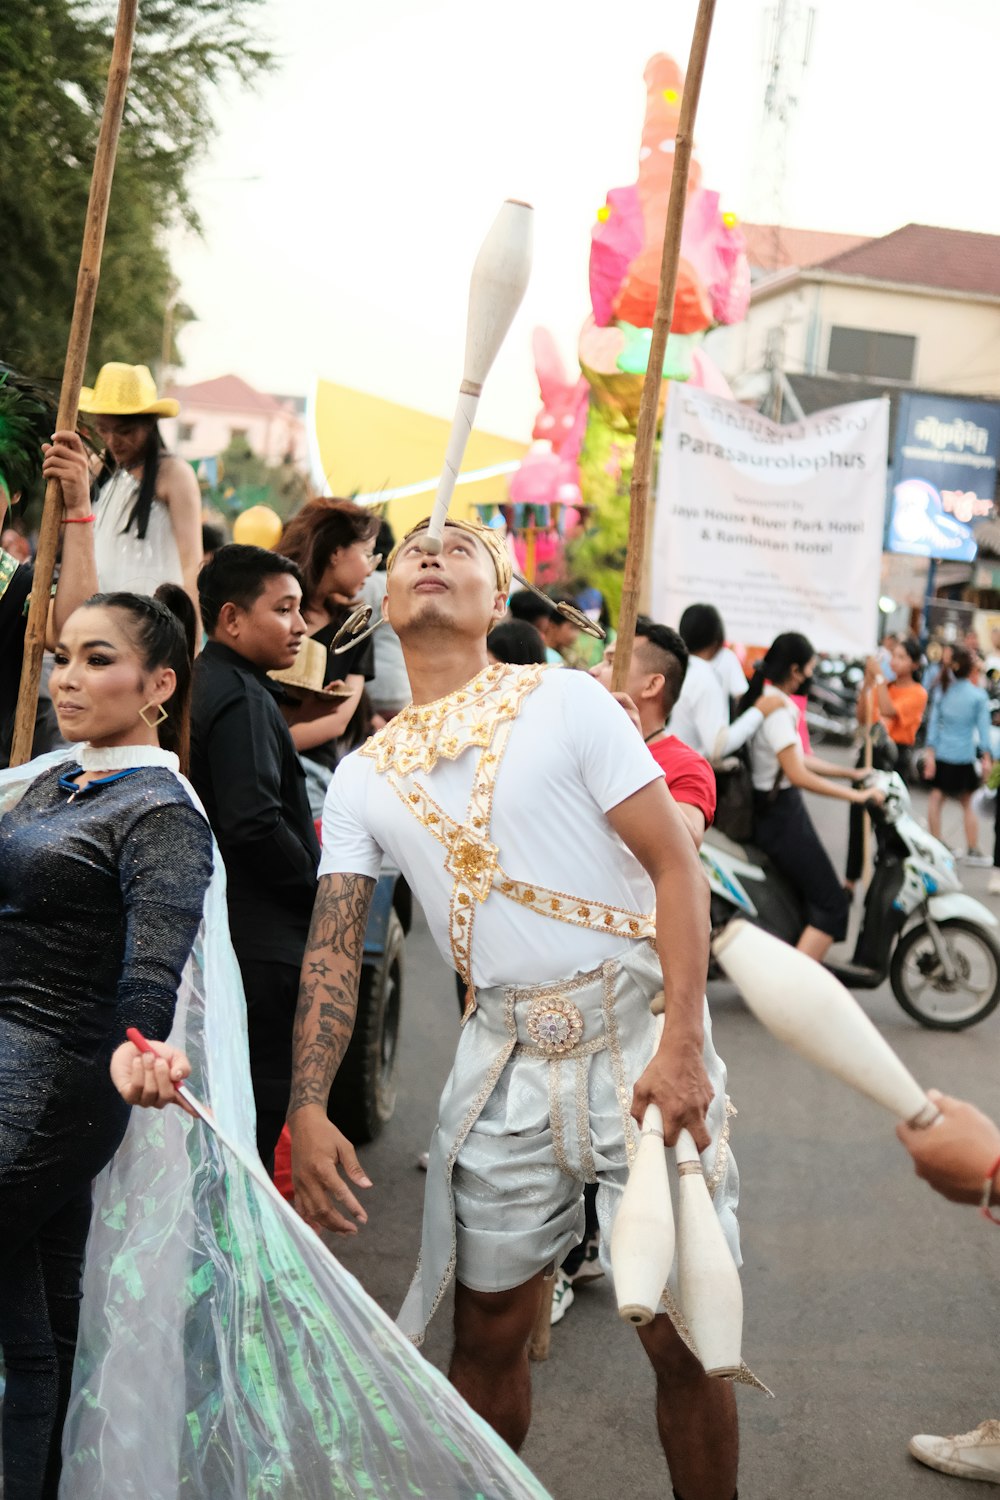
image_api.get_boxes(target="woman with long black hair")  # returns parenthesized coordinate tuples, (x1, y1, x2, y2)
(82, 363, 202, 613)
(741, 632, 879, 961)
(0, 589, 212, 1498)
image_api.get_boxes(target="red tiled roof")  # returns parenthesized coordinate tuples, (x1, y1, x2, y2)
(741, 223, 871, 273)
(817, 223, 1000, 297)
(165, 374, 284, 414)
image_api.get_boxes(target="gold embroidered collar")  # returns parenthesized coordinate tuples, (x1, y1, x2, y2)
(360, 662, 546, 777)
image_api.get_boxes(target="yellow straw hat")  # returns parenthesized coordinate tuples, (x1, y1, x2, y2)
(268, 637, 352, 701)
(78, 363, 179, 418)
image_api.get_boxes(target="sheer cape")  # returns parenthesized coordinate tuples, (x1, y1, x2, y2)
(0, 750, 550, 1500)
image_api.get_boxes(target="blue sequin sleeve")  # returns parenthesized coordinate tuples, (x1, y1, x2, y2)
(115, 801, 214, 1041)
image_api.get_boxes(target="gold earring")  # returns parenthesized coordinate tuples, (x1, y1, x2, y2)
(139, 701, 168, 729)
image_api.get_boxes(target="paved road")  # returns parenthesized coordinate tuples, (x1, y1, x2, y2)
(333, 771, 1000, 1499)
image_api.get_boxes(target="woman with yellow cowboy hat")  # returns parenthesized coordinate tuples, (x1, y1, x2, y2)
(81, 363, 202, 612)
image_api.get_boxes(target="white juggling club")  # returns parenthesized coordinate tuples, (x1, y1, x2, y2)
(420, 199, 533, 552)
(712, 920, 940, 1128)
(611, 1017, 674, 1326)
(674, 1128, 743, 1377)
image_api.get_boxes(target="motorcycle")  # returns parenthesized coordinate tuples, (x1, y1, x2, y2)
(806, 655, 861, 746)
(701, 769, 1000, 1030)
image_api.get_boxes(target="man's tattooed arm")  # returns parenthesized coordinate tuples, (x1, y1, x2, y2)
(288, 872, 375, 1115)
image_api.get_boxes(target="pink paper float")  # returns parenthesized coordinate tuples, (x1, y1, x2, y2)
(502, 51, 749, 592)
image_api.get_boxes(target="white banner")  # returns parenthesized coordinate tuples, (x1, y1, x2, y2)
(652, 389, 890, 656)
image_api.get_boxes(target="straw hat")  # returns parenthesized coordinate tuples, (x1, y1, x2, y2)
(78, 363, 179, 418)
(269, 637, 351, 702)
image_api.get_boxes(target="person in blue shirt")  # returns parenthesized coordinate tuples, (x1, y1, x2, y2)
(923, 643, 993, 860)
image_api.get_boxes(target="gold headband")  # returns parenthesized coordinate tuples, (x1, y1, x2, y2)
(386, 517, 512, 594)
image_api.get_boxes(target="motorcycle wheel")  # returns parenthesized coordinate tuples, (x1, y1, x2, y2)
(890, 917, 1000, 1030)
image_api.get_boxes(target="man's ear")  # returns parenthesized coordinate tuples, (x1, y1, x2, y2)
(639, 671, 666, 705)
(217, 601, 241, 638)
(491, 591, 507, 626)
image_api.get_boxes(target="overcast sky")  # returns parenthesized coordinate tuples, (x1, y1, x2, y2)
(169, 0, 999, 438)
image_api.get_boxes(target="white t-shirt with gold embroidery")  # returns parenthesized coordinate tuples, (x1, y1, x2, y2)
(320, 666, 663, 987)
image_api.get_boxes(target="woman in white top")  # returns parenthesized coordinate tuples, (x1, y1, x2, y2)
(81, 364, 202, 613)
(672, 603, 784, 761)
(742, 632, 879, 962)
(678, 602, 748, 705)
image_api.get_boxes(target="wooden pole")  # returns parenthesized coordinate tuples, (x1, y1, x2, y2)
(9, 0, 139, 766)
(861, 689, 874, 887)
(612, 0, 717, 694)
(528, 1278, 555, 1362)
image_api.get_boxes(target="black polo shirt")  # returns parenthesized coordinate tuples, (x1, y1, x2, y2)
(190, 640, 320, 967)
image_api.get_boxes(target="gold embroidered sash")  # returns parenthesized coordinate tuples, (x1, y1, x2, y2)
(361, 661, 654, 1017)
(386, 755, 654, 1018)
(360, 662, 546, 777)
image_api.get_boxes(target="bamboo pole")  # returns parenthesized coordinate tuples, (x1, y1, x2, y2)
(612, 0, 717, 694)
(10, 0, 139, 766)
(528, 1277, 555, 1362)
(861, 689, 874, 887)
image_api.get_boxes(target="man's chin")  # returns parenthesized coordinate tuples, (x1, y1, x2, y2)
(403, 599, 455, 631)
(396, 597, 496, 642)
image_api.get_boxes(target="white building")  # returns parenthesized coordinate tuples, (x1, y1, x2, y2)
(710, 223, 1000, 408)
(162, 374, 307, 466)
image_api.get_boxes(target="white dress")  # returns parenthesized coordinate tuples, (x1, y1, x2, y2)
(94, 468, 184, 596)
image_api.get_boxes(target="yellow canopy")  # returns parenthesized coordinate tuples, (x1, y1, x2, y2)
(312, 379, 528, 536)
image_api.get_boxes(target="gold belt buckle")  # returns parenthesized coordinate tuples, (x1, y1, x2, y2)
(525, 995, 585, 1055)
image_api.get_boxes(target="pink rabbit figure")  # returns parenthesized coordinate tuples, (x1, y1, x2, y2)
(531, 328, 590, 464)
(508, 447, 582, 512)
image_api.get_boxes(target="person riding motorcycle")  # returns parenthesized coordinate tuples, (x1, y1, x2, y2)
(741, 633, 882, 963)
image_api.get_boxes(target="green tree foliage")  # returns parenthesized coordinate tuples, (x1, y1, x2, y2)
(0, 0, 270, 381)
(563, 406, 643, 622)
(211, 435, 311, 522)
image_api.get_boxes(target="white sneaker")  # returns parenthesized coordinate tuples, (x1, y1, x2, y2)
(568, 1231, 604, 1284)
(549, 1270, 575, 1325)
(989, 870, 1000, 896)
(909, 1419, 1000, 1482)
(965, 850, 994, 867)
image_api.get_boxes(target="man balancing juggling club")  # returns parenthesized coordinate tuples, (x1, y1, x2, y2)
(288, 516, 753, 1500)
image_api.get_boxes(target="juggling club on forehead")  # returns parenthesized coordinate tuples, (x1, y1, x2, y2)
(420, 199, 533, 553)
(713, 920, 941, 1129)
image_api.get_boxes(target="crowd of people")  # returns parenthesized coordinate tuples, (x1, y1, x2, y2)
(2, 360, 1000, 1497)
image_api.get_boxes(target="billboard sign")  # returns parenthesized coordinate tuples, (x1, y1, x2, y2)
(653, 389, 889, 656)
(886, 392, 1000, 561)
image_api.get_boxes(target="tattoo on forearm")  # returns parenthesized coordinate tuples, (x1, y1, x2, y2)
(289, 873, 375, 1114)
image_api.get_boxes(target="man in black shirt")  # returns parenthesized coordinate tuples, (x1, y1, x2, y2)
(1, 429, 98, 764)
(191, 544, 320, 1169)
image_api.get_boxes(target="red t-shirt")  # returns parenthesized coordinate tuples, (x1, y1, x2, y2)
(648, 734, 717, 826)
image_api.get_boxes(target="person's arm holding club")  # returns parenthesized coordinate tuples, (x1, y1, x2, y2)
(287, 871, 376, 1234)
